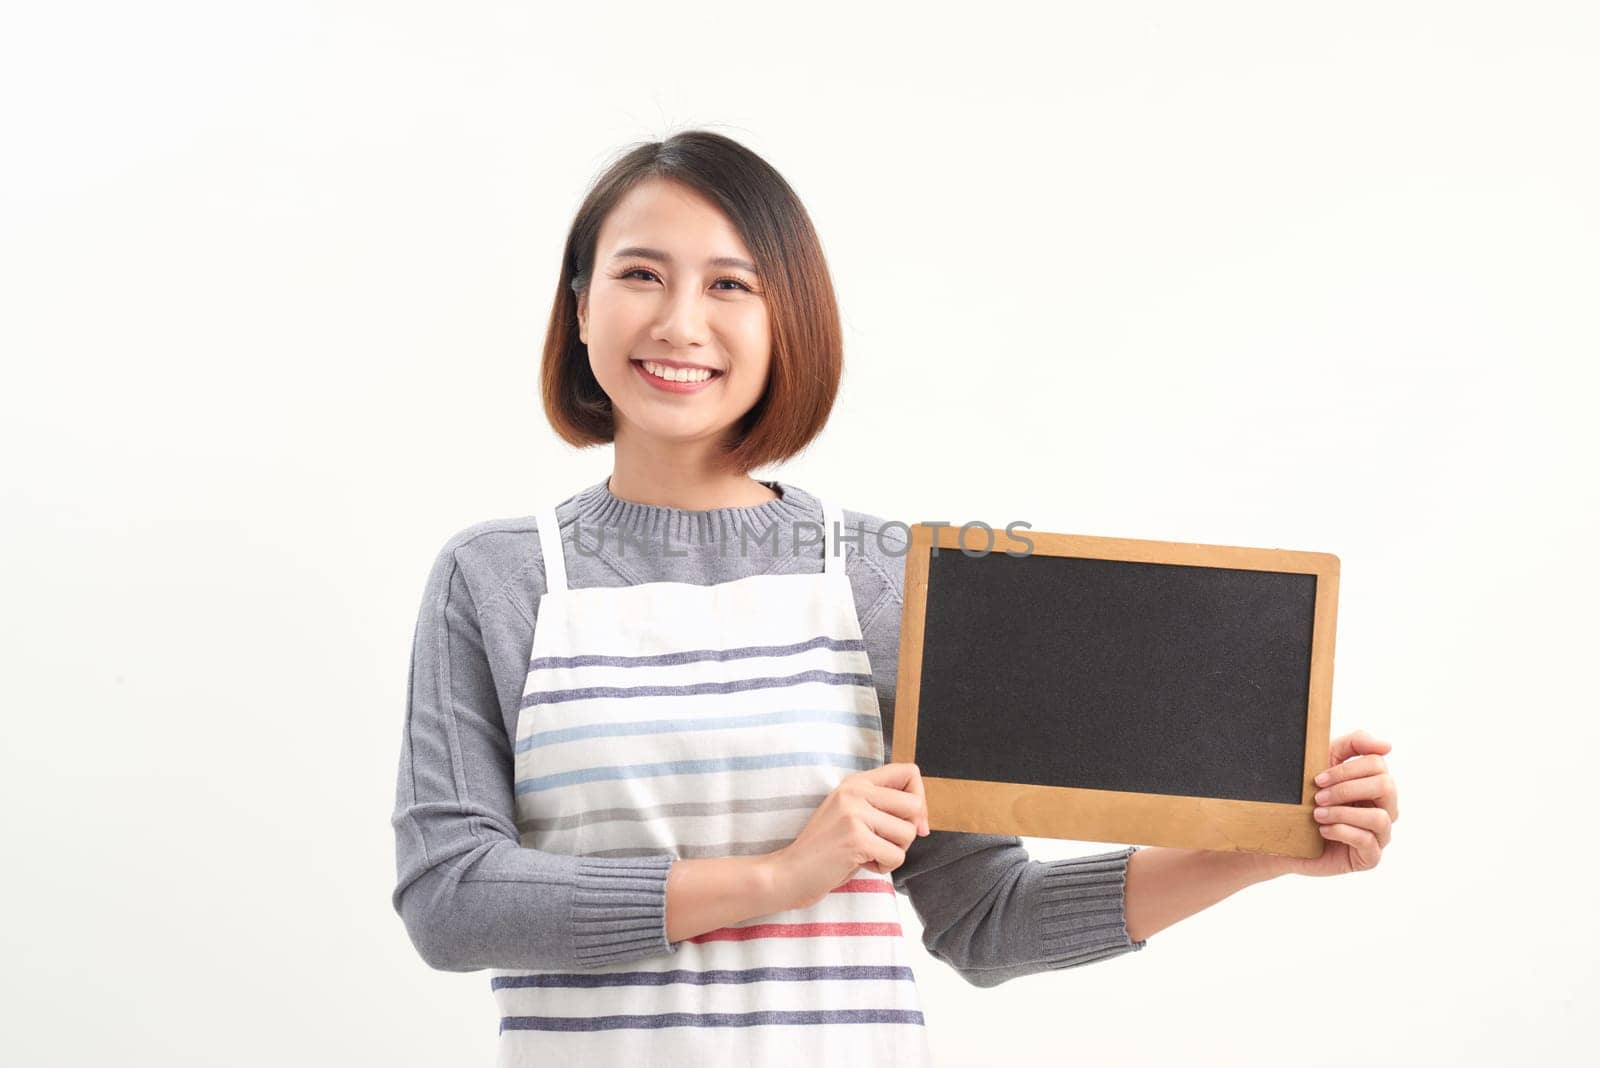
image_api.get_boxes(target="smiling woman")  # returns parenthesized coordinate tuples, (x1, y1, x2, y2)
(392, 130, 1153, 1068)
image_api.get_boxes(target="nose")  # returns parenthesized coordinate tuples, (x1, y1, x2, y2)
(650, 281, 711, 349)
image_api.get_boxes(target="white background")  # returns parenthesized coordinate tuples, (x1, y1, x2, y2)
(4, 2, 1595, 1065)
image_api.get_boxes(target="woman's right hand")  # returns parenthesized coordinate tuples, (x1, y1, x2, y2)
(764, 763, 930, 911)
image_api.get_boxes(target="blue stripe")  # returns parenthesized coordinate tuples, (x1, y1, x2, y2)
(515, 707, 881, 753)
(491, 964, 916, 990)
(520, 669, 873, 710)
(529, 635, 865, 671)
(514, 751, 881, 795)
(499, 1008, 926, 1032)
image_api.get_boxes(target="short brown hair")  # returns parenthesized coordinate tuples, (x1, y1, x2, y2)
(541, 130, 843, 475)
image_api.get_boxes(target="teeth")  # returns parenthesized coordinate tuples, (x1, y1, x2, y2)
(643, 360, 715, 383)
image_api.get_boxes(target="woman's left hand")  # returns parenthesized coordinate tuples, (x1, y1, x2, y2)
(1272, 729, 1399, 878)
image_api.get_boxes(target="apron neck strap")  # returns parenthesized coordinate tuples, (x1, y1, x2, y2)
(537, 507, 567, 594)
(819, 498, 845, 577)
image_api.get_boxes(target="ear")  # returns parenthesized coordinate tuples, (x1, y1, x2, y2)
(576, 291, 587, 345)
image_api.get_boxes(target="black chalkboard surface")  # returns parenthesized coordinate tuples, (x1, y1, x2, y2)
(891, 522, 1340, 858)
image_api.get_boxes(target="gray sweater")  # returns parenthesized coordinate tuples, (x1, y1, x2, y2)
(390, 477, 1147, 987)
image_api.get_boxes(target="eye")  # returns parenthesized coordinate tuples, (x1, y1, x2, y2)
(618, 266, 757, 293)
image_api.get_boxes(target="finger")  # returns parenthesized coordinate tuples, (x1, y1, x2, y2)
(1312, 804, 1393, 848)
(861, 802, 919, 850)
(1314, 752, 1387, 788)
(860, 806, 916, 867)
(868, 762, 923, 789)
(1315, 770, 1399, 825)
(1329, 729, 1392, 765)
(1314, 773, 1394, 809)
(866, 781, 925, 822)
(863, 763, 928, 834)
(1317, 821, 1382, 869)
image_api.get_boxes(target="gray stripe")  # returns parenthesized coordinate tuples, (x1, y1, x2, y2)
(514, 707, 879, 754)
(529, 635, 865, 671)
(520, 669, 874, 710)
(574, 839, 800, 860)
(499, 1008, 927, 1032)
(517, 792, 829, 834)
(514, 750, 879, 794)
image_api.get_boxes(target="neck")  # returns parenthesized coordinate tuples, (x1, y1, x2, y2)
(608, 430, 780, 511)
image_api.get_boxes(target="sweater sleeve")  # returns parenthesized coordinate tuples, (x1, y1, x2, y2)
(390, 532, 679, 972)
(851, 525, 1148, 988)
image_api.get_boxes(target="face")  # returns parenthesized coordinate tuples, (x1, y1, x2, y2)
(577, 178, 772, 454)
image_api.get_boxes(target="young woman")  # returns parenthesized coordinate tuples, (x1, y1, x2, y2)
(390, 130, 1400, 1066)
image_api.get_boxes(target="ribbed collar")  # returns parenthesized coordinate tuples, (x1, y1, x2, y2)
(569, 475, 822, 544)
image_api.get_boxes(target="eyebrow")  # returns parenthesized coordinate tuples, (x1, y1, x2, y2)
(610, 245, 759, 274)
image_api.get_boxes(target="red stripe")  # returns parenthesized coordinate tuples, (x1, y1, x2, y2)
(832, 878, 895, 894)
(691, 922, 904, 943)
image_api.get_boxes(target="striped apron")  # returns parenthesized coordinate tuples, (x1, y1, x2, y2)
(489, 498, 933, 1067)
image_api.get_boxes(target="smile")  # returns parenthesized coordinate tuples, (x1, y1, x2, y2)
(631, 359, 723, 394)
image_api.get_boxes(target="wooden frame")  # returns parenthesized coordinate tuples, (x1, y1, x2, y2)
(891, 522, 1340, 859)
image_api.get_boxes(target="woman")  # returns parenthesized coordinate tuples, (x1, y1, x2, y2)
(390, 130, 1400, 1066)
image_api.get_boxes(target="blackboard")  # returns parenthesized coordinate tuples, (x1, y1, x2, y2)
(891, 522, 1340, 858)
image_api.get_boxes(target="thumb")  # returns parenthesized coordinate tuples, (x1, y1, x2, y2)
(1329, 728, 1392, 765)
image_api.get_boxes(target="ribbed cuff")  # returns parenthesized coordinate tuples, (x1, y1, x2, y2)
(571, 854, 679, 968)
(1034, 845, 1147, 965)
